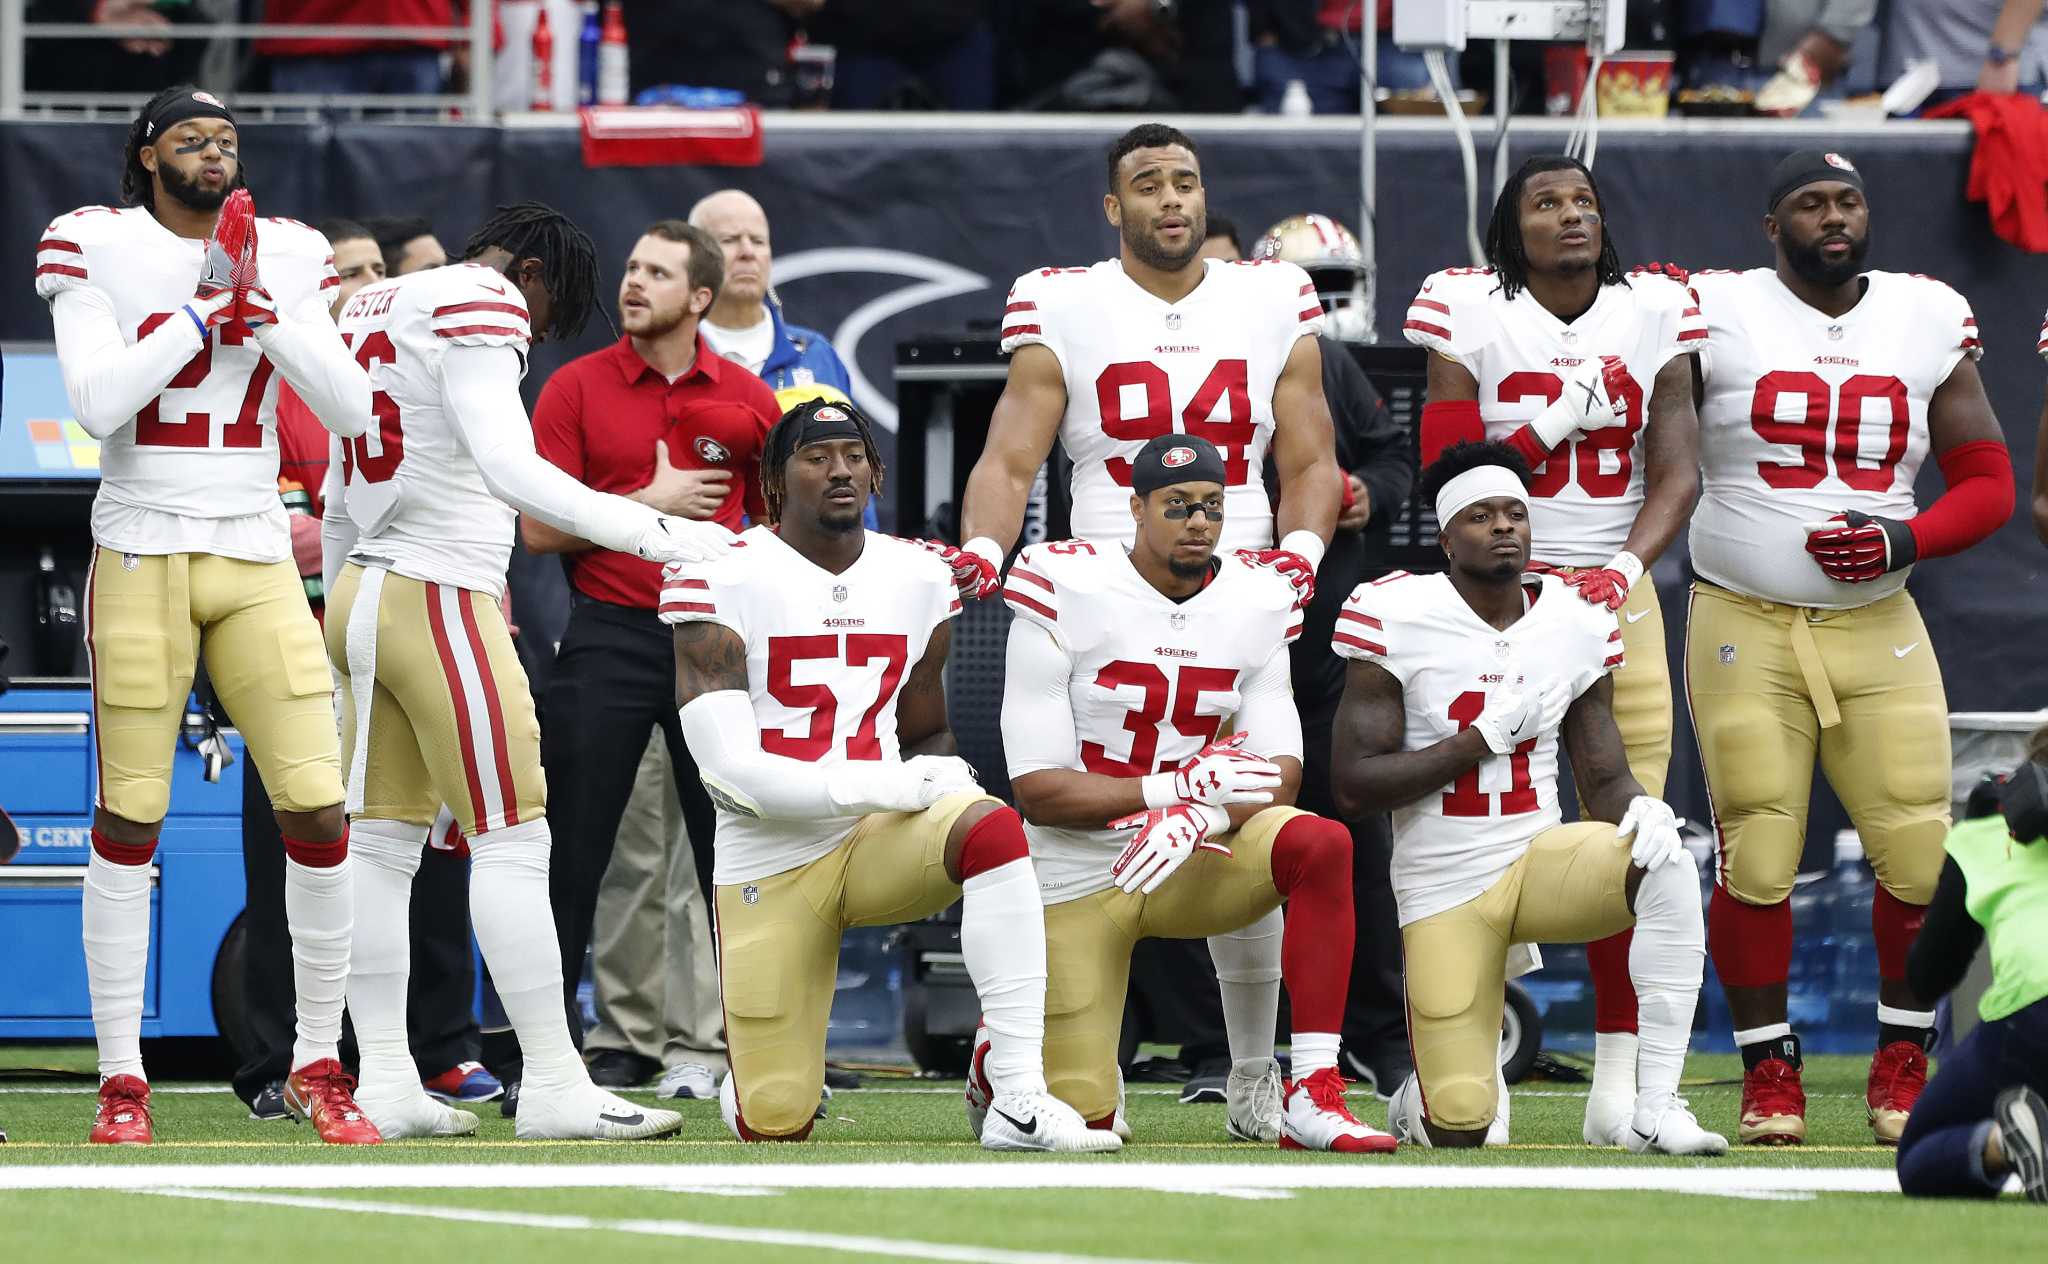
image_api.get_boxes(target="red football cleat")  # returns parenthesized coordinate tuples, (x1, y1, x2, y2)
(1738, 1057, 1806, 1145)
(285, 1059, 383, 1145)
(1867, 1040, 1928, 1146)
(1279, 1066, 1398, 1154)
(90, 1075, 153, 1145)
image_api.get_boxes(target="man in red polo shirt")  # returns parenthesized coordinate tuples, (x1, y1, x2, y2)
(525, 219, 782, 1051)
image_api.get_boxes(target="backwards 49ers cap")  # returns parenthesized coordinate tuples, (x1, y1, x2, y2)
(1131, 433, 1227, 496)
(1767, 149, 1864, 214)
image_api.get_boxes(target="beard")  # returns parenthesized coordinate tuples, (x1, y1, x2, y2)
(1122, 208, 1205, 273)
(157, 159, 236, 212)
(621, 300, 687, 339)
(1167, 553, 1214, 580)
(1783, 224, 1870, 287)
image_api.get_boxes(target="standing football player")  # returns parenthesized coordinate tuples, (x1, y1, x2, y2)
(988, 434, 1396, 1153)
(36, 85, 375, 1145)
(324, 202, 730, 1141)
(1686, 151, 2015, 1146)
(1332, 442, 1725, 1155)
(1404, 155, 1705, 1144)
(665, 399, 1118, 1152)
(953, 122, 1342, 1140)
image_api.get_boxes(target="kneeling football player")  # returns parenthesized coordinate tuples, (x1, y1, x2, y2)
(1331, 441, 1725, 1154)
(987, 434, 1395, 1153)
(666, 399, 1117, 1151)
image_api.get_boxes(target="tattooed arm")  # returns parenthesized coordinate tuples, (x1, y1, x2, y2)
(672, 619, 751, 708)
(897, 622, 958, 757)
(1330, 660, 1490, 818)
(1560, 675, 1647, 825)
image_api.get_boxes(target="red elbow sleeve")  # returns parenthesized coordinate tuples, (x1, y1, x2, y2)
(1419, 399, 1484, 467)
(1909, 439, 2015, 559)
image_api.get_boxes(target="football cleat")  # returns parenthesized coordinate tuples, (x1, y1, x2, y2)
(1279, 1067, 1398, 1154)
(90, 1075, 153, 1145)
(355, 1086, 479, 1140)
(1225, 1057, 1283, 1143)
(285, 1060, 383, 1145)
(964, 1024, 995, 1139)
(1866, 1040, 1928, 1146)
(424, 1061, 504, 1105)
(1994, 1087, 2048, 1203)
(518, 1082, 682, 1141)
(981, 1090, 1122, 1153)
(1386, 1072, 1425, 1145)
(1582, 1092, 1631, 1147)
(1738, 1056, 1806, 1145)
(1625, 1098, 1729, 1156)
(655, 1062, 718, 1102)
(247, 1080, 289, 1122)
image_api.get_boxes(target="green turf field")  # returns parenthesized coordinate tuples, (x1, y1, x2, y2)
(0, 1049, 2036, 1262)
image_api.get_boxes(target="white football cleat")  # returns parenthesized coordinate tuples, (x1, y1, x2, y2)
(515, 1082, 682, 1141)
(1386, 1072, 1426, 1145)
(1624, 1097, 1730, 1156)
(1583, 1095, 1631, 1147)
(354, 1085, 479, 1139)
(1583, 1032, 1637, 1146)
(980, 1090, 1123, 1153)
(964, 1024, 994, 1139)
(1225, 1057, 1283, 1143)
(1279, 1067, 1397, 1153)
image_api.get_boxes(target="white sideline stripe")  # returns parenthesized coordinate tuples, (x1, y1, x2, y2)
(0, 1162, 1900, 1196)
(0, 1085, 234, 1095)
(139, 1189, 1192, 1264)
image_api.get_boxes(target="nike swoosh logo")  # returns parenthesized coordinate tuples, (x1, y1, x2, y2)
(479, 280, 507, 296)
(1893, 643, 1919, 658)
(599, 1106, 646, 1125)
(993, 1108, 1038, 1135)
(1625, 609, 1650, 623)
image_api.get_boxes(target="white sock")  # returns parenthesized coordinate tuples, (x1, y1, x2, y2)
(1290, 1031, 1340, 1078)
(82, 849, 154, 1082)
(960, 857, 1048, 1095)
(468, 818, 587, 1094)
(1209, 908, 1282, 1064)
(1877, 1004, 1937, 1032)
(345, 820, 427, 1099)
(1733, 1021, 1793, 1048)
(1627, 853, 1707, 1119)
(286, 851, 354, 1070)
(1589, 1031, 1640, 1105)
(1489, 1058, 1511, 1143)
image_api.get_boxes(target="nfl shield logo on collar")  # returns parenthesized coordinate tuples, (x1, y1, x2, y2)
(1720, 644, 1737, 665)
(742, 884, 760, 906)
(1165, 312, 1182, 330)
(1169, 612, 1187, 631)
(832, 585, 848, 603)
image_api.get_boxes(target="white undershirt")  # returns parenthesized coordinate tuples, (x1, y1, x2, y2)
(700, 312, 775, 374)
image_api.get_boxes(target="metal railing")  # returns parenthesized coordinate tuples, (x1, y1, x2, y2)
(0, 9, 495, 121)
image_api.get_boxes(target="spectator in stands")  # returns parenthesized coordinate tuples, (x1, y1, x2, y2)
(1882, 0, 2048, 102)
(1247, 1, 1446, 114)
(24, 0, 205, 95)
(621, 0, 796, 105)
(524, 220, 782, 1060)
(257, 0, 453, 97)
(994, 0, 1240, 111)
(803, 0, 997, 110)
(360, 215, 447, 276)
(1750, 1, 1878, 114)
(235, 218, 496, 1118)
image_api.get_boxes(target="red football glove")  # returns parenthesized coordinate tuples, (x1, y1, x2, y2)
(918, 538, 1001, 600)
(1562, 567, 1630, 610)
(1803, 511, 1916, 584)
(1235, 547, 1316, 609)
(209, 188, 264, 337)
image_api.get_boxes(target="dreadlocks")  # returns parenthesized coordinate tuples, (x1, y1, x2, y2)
(760, 399, 886, 527)
(1484, 155, 1625, 302)
(461, 201, 603, 341)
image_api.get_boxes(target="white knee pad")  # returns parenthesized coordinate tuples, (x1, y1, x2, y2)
(349, 818, 429, 878)
(468, 816, 552, 876)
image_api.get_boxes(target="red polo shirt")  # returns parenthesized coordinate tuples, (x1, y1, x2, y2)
(533, 333, 780, 609)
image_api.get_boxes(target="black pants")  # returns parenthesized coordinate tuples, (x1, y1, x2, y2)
(542, 597, 718, 1047)
(233, 764, 478, 1106)
(1898, 995, 2048, 1197)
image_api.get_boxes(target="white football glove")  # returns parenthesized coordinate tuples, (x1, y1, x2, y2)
(826, 754, 979, 816)
(1529, 354, 1632, 448)
(631, 515, 735, 565)
(1472, 678, 1572, 754)
(1108, 803, 1232, 895)
(1145, 733, 1283, 808)
(1618, 796, 1686, 870)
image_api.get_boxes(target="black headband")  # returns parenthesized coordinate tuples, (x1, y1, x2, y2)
(1767, 149, 1864, 214)
(2003, 759, 2048, 846)
(145, 89, 235, 140)
(790, 402, 865, 450)
(1131, 434, 1227, 497)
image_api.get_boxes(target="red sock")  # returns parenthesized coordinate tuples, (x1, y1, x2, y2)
(90, 827, 156, 867)
(1586, 930, 1639, 1034)
(1269, 814, 1354, 1034)
(1872, 886, 1927, 983)
(282, 822, 349, 868)
(955, 807, 1027, 880)
(1708, 884, 1792, 989)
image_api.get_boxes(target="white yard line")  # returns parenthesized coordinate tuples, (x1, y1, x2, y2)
(137, 1189, 1194, 1264)
(0, 1161, 1900, 1198)
(0, 1084, 233, 1095)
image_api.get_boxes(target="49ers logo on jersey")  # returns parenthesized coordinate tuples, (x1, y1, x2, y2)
(695, 436, 730, 464)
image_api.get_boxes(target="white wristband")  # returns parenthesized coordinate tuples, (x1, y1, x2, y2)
(963, 536, 1004, 570)
(1279, 529, 1326, 570)
(1607, 550, 1645, 586)
(1140, 771, 1179, 809)
(1529, 395, 1581, 449)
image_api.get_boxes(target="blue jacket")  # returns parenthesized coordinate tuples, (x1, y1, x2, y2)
(760, 296, 852, 396)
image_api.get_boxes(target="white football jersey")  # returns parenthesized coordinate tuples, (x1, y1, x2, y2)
(1000, 258, 1324, 549)
(1691, 268, 1980, 608)
(2036, 305, 2046, 360)
(1333, 571, 1621, 926)
(333, 264, 534, 598)
(1403, 268, 1706, 565)
(36, 205, 337, 560)
(659, 529, 962, 885)
(1000, 542, 1305, 902)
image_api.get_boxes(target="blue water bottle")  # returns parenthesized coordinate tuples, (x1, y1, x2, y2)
(1826, 829, 1878, 1052)
(577, 2, 601, 107)
(1786, 857, 1834, 1037)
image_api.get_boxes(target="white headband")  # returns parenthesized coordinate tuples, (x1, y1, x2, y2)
(1434, 465, 1527, 525)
